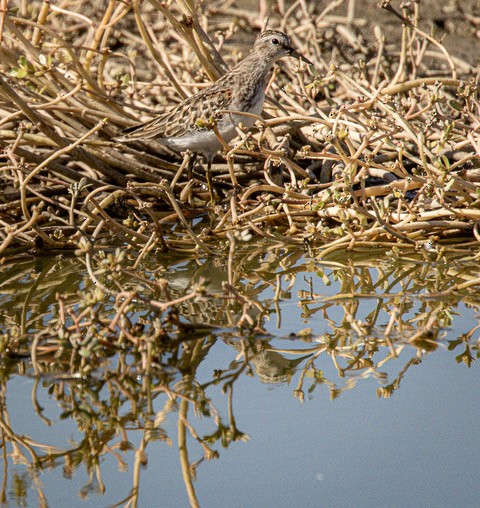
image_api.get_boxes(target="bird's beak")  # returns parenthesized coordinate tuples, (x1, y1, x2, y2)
(289, 47, 313, 66)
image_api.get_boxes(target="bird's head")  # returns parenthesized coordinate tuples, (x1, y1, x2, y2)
(254, 30, 313, 66)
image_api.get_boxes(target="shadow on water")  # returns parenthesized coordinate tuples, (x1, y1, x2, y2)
(0, 243, 479, 506)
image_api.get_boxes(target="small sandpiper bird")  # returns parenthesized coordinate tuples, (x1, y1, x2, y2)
(118, 30, 312, 196)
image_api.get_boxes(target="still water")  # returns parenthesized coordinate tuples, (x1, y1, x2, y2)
(1, 245, 479, 507)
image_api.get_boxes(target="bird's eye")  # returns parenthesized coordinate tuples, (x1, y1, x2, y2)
(271, 38, 279, 45)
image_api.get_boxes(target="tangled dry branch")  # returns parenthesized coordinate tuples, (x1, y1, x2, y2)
(0, 0, 479, 259)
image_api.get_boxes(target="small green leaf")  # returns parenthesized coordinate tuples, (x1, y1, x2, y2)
(448, 99, 463, 111)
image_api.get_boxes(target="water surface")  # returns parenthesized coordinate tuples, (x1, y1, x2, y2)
(1, 245, 478, 507)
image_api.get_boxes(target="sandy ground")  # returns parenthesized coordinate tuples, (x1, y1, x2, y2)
(317, 0, 480, 68)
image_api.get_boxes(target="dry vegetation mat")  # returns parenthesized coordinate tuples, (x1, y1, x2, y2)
(0, 4, 479, 487)
(0, 0, 480, 261)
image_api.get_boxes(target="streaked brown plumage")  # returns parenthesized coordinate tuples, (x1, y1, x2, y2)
(118, 30, 312, 163)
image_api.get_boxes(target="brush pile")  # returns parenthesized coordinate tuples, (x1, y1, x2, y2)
(1, 0, 479, 259)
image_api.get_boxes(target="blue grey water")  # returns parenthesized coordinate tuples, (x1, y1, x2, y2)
(3, 256, 479, 508)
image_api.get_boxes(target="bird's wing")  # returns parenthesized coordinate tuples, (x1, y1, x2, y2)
(118, 84, 234, 141)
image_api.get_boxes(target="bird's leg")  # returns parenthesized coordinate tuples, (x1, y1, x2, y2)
(186, 152, 197, 180)
(206, 158, 216, 204)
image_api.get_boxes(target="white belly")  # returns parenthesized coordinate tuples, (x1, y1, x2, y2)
(164, 130, 223, 155)
(162, 92, 266, 157)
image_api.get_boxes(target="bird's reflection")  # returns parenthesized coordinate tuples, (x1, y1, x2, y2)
(224, 338, 312, 384)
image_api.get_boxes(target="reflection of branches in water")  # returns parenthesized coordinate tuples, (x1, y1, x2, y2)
(0, 245, 478, 388)
(0, 342, 221, 506)
(0, 246, 479, 505)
